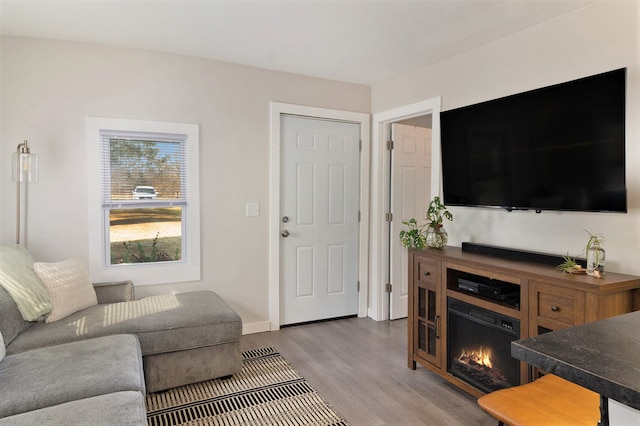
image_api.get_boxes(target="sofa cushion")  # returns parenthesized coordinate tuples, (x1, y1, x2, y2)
(34, 257, 98, 322)
(93, 280, 136, 304)
(0, 285, 32, 345)
(0, 391, 147, 426)
(0, 244, 51, 321)
(6, 291, 242, 357)
(0, 334, 145, 418)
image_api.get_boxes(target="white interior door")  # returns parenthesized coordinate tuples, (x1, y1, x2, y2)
(390, 123, 432, 320)
(280, 115, 360, 326)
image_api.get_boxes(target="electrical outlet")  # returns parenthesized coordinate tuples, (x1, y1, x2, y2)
(246, 202, 260, 217)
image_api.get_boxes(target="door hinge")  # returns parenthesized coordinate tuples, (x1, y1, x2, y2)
(357, 281, 360, 291)
(358, 211, 361, 222)
(385, 283, 392, 293)
(359, 140, 363, 151)
(387, 140, 394, 150)
(385, 212, 393, 222)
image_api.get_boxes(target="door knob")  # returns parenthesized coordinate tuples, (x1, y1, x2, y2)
(281, 230, 290, 238)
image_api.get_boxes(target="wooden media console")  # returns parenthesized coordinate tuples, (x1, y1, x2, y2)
(407, 246, 640, 398)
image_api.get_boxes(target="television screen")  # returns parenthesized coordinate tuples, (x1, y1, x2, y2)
(441, 68, 626, 213)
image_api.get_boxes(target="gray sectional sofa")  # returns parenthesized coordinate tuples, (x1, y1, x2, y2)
(0, 244, 243, 424)
(0, 334, 147, 425)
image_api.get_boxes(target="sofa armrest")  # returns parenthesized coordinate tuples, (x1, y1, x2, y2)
(92, 281, 135, 304)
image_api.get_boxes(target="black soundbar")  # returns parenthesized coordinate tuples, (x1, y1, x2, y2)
(461, 242, 586, 268)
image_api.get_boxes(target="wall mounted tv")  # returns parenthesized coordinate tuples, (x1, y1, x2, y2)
(441, 68, 626, 213)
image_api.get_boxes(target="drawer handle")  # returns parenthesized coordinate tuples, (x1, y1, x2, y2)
(435, 315, 440, 339)
(424, 271, 431, 276)
(551, 306, 560, 312)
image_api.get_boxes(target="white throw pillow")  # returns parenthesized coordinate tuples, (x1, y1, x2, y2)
(33, 257, 98, 323)
(0, 331, 5, 362)
(0, 244, 51, 321)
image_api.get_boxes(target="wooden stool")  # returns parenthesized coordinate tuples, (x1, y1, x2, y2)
(477, 374, 600, 426)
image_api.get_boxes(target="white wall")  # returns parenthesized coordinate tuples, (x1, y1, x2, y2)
(0, 37, 370, 331)
(373, 1, 640, 275)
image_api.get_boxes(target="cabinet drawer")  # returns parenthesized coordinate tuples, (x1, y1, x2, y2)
(534, 283, 585, 328)
(417, 258, 439, 284)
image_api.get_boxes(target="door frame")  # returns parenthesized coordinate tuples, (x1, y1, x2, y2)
(369, 97, 442, 321)
(269, 102, 370, 331)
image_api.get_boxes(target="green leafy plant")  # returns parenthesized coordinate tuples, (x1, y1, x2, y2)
(556, 231, 606, 275)
(426, 196, 453, 227)
(399, 196, 454, 248)
(585, 230, 605, 254)
(556, 253, 583, 274)
(399, 218, 427, 249)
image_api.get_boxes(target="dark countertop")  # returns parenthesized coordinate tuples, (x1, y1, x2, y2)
(511, 310, 640, 411)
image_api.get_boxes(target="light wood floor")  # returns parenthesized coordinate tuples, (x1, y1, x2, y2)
(241, 317, 497, 426)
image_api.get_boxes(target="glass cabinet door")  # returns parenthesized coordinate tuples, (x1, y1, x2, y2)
(413, 256, 441, 368)
(417, 284, 440, 363)
(409, 252, 444, 370)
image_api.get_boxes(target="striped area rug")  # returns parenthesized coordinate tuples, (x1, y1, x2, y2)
(146, 347, 349, 426)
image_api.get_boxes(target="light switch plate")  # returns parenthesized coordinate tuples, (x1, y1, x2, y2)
(246, 202, 260, 217)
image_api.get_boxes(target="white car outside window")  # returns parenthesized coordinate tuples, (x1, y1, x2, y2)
(132, 186, 157, 200)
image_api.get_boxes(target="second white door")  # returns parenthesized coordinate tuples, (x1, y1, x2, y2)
(390, 123, 432, 320)
(280, 115, 360, 325)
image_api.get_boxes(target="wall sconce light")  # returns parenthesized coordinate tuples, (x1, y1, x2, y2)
(12, 140, 39, 244)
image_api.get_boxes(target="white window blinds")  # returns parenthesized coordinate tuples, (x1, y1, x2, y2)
(100, 130, 188, 209)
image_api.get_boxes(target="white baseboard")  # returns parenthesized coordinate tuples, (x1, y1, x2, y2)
(368, 307, 384, 321)
(242, 321, 271, 335)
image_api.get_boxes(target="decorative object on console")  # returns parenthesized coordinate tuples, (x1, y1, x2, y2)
(556, 253, 586, 275)
(585, 231, 605, 277)
(12, 140, 39, 245)
(426, 225, 448, 249)
(424, 196, 453, 248)
(399, 196, 453, 249)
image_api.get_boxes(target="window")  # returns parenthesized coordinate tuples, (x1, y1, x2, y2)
(102, 131, 186, 265)
(87, 118, 200, 285)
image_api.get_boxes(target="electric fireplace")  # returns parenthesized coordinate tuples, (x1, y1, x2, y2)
(447, 298, 520, 393)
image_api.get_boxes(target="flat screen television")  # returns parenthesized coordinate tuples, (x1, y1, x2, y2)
(441, 68, 626, 213)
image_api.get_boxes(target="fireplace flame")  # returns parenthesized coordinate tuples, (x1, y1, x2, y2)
(459, 346, 493, 369)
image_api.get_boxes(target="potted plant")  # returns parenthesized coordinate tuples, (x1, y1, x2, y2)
(399, 218, 427, 249)
(424, 196, 453, 248)
(399, 196, 453, 249)
(584, 231, 605, 277)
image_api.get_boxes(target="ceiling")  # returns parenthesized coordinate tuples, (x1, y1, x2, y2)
(0, 0, 594, 85)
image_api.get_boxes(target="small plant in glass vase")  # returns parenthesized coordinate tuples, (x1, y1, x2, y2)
(399, 196, 453, 249)
(585, 231, 605, 278)
(425, 196, 453, 248)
